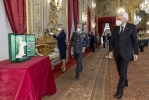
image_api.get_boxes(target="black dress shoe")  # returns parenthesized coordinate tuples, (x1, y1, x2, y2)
(125, 81, 128, 87)
(114, 93, 123, 99)
(76, 75, 79, 80)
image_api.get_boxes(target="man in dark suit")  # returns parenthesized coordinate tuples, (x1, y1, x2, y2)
(103, 34, 106, 48)
(90, 32, 96, 52)
(70, 23, 89, 79)
(109, 12, 139, 99)
(49, 24, 67, 73)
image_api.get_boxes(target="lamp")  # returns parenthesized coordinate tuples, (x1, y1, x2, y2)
(82, 15, 87, 25)
(92, 2, 96, 10)
(56, 0, 62, 12)
(92, 23, 96, 30)
(139, 0, 149, 14)
(134, 16, 142, 25)
(118, 8, 125, 13)
(147, 22, 149, 25)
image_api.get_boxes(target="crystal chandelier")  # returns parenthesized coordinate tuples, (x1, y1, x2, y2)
(139, 0, 149, 14)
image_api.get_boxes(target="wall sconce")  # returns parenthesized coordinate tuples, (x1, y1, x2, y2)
(118, 8, 125, 13)
(147, 22, 149, 25)
(92, 23, 96, 30)
(55, 0, 62, 12)
(49, 0, 62, 12)
(82, 15, 87, 25)
(92, 2, 96, 10)
(134, 16, 142, 25)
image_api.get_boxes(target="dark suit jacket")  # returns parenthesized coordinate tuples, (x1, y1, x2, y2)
(109, 23, 139, 60)
(53, 30, 67, 50)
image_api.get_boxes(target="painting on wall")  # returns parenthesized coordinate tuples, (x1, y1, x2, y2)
(96, 0, 117, 17)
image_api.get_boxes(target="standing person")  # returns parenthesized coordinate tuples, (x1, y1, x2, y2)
(96, 33, 100, 48)
(109, 12, 139, 99)
(90, 32, 96, 52)
(70, 23, 89, 79)
(103, 34, 106, 48)
(49, 24, 67, 73)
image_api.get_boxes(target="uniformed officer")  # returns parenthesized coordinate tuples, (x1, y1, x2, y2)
(70, 23, 89, 79)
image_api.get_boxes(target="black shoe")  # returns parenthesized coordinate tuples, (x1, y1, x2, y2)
(114, 93, 123, 99)
(125, 81, 128, 87)
(76, 75, 79, 80)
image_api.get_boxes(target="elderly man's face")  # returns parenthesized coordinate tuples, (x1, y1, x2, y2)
(116, 14, 126, 25)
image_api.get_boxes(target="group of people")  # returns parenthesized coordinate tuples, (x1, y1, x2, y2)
(49, 23, 89, 79)
(138, 39, 148, 52)
(49, 11, 139, 99)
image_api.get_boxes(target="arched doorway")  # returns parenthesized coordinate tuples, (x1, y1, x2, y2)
(98, 17, 116, 37)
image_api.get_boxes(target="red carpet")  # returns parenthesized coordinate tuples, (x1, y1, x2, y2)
(53, 50, 91, 79)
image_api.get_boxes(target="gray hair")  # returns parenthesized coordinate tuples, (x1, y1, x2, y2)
(117, 12, 129, 21)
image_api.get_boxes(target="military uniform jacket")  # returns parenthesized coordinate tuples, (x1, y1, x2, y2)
(70, 31, 89, 54)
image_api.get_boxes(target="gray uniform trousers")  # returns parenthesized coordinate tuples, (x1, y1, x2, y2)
(74, 53, 83, 76)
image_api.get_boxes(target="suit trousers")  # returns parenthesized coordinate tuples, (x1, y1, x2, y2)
(74, 53, 83, 76)
(115, 52, 129, 94)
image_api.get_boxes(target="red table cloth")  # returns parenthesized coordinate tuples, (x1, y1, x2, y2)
(0, 56, 56, 100)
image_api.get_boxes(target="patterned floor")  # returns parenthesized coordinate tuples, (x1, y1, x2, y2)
(43, 47, 110, 100)
(110, 47, 149, 100)
(43, 46, 149, 100)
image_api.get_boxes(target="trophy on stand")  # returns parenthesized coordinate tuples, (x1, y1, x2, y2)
(16, 37, 27, 58)
(8, 33, 35, 63)
(15, 37, 30, 62)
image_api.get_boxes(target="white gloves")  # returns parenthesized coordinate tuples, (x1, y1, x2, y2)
(49, 32, 54, 36)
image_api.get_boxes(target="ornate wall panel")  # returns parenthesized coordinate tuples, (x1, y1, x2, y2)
(26, 0, 44, 37)
(126, 0, 142, 23)
(58, 0, 68, 38)
(33, 0, 43, 36)
(96, 0, 117, 17)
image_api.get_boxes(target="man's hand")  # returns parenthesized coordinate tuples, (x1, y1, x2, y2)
(133, 55, 138, 61)
(82, 47, 86, 53)
(49, 32, 54, 36)
(71, 47, 74, 52)
(109, 52, 113, 59)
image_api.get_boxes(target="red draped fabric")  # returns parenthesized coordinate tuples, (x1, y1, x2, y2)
(0, 56, 56, 100)
(87, 6, 91, 33)
(73, 0, 79, 28)
(68, 0, 73, 57)
(98, 17, 116, 37)
(3, 0, 26, 34)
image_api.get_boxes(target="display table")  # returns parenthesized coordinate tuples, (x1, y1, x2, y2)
(0, 56, 56, 100)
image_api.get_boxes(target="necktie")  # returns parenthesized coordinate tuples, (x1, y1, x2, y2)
(119, 26, 124, 39)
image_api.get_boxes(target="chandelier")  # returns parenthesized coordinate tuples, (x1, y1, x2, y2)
(139, 0, 149, 14)
(134, 16, 142, 25)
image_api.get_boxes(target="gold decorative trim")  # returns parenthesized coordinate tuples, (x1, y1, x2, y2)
(26, 0, 31, 34)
